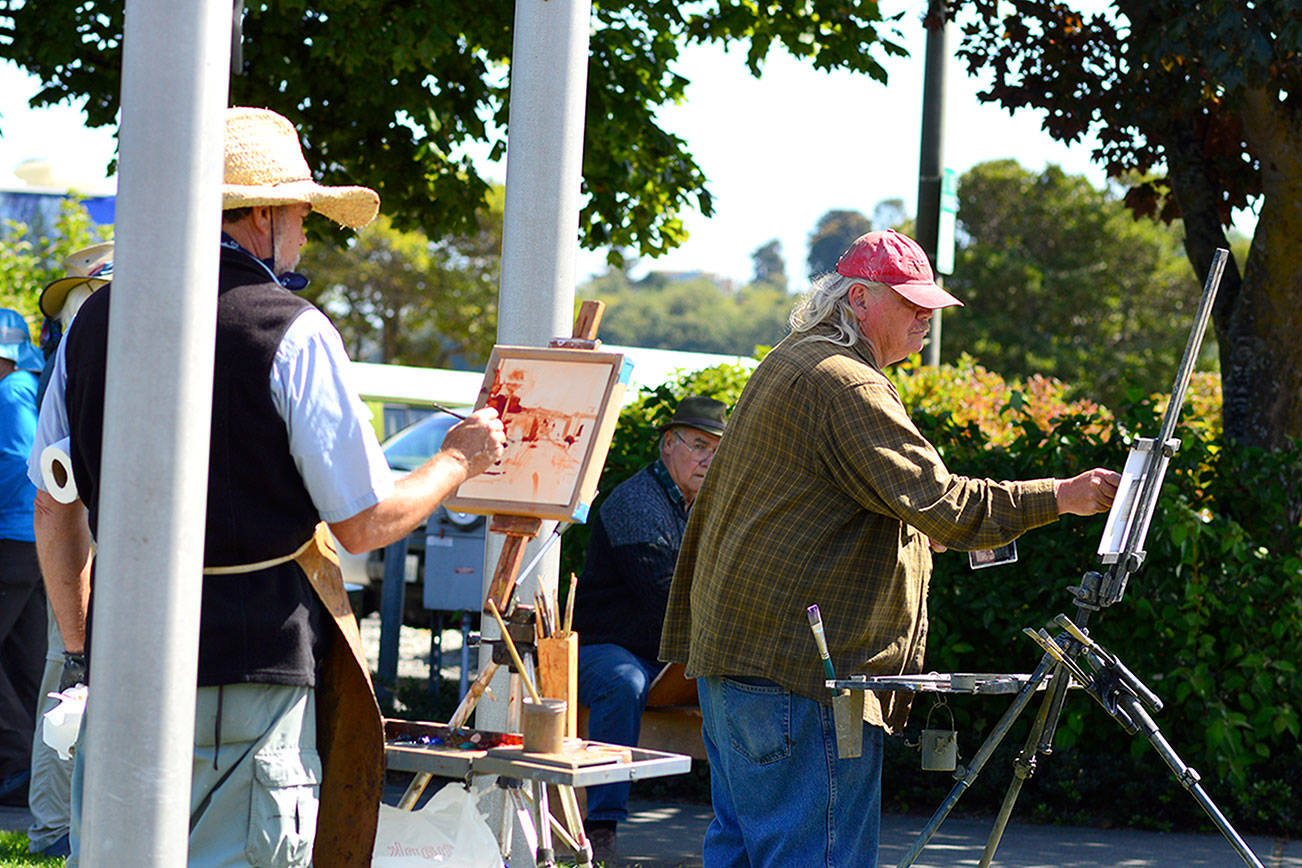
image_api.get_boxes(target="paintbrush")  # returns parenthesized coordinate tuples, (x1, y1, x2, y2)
(563, 572, 578, 635)
(808, 604, 863, 759)
(806, 604, 837, 682)
(431, 403, 468, 420)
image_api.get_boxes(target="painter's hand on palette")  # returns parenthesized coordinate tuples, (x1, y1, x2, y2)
(441, 407, 507, 478)
(1054, 468, 1121, 516)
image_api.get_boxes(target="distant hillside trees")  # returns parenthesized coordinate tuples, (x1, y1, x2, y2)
(942, 160, 1205, 408)
(578, 268, 788, 357)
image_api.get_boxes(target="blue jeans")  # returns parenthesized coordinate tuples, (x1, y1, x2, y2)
(576, 643, 661, 823)
(699, 675, 883, 868)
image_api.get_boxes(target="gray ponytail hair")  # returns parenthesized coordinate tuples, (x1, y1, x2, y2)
(788, 273, 887, 350)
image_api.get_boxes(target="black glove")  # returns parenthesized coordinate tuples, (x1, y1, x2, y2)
(59, 652, 88, 692)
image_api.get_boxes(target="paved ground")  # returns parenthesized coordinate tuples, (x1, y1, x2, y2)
(4, 797, 1298, 867)
(612, 797, 1302, 867)
(6, 617, 1297, 867)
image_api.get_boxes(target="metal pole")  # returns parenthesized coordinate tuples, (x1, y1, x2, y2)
(917, 0, 948, 366)
(377, 536, 408, 703)
(496, 0, 590, 346)
(479, 4, 592, 863)
(478, 0, 592, 738)
(79, 0, 230, 864)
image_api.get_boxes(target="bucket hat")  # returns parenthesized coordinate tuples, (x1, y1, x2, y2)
(40, 242, 115, 319)
(660, 395, 727, 436)
(836, 229, 963, 310)
(223, 107, 379, 229)
(0, 308, 44, 373)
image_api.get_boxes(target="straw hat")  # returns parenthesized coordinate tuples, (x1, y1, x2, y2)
(40, 242, 115, 318)
(223, 107, 379, 229)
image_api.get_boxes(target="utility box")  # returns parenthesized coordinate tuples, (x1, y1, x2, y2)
(423, 511, 487, 611)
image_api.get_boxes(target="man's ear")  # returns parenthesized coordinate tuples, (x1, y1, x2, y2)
(251, 205, 274, 232)
(848, 282, 867, 314)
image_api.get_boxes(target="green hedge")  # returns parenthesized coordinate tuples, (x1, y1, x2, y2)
(565, 355, 1302, 834)
(898, 366, 1301, 834)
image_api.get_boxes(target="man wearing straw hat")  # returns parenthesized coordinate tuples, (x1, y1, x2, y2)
(23, 242, 113, 859)
(661, 230, 1119, 867)
(29, 106, 505, 867)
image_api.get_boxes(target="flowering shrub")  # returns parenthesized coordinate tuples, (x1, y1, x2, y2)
(892, 353, 1112, 445)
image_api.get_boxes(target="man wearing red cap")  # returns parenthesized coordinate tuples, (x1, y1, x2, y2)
(660, 230, 1119, 867)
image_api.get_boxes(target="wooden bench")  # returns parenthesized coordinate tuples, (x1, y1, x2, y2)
(575, 662, 706, 760)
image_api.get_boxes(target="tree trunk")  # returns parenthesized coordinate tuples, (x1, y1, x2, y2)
(1229, 89, 1302, 454)
(1160, 89, 1302, 525)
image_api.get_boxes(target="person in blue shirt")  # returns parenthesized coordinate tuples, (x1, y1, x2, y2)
(0, 307, 45, 809)
(22, 242, 113, 858)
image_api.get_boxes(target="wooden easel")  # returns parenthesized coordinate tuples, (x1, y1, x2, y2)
(400, 301, 608, 867)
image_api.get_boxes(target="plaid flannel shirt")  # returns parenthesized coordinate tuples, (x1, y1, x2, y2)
(659, 328, 1059, 732)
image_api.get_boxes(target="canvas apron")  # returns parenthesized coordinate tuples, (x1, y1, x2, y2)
(206, 522, 383, 868)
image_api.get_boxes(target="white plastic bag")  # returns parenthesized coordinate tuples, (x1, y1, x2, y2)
(42, 685, 88, 760)
(371, 783, 503, 867)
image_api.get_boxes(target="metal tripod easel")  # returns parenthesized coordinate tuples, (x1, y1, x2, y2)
(881, 249, 1264, 868)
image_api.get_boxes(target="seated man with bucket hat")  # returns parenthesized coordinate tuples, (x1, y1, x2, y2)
(29, 107, 506, 868)
(571, 394, 727, 859)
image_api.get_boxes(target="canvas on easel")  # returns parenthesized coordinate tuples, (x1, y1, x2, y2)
(445, 344, 631, 522)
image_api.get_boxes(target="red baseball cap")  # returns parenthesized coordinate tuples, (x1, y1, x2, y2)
(835, 230, 963, 309)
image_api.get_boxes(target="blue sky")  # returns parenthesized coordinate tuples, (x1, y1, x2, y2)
(0, 2, 1257, 291)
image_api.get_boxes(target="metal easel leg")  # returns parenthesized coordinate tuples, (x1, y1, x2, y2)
(1117, 696, 1265, 868)
(498, 785, 517, 860)
(896, 654, 1057, 868)
(515, 784, 584, 856)
(977, 670, 1064, 868)
(533, 779, 556, 867)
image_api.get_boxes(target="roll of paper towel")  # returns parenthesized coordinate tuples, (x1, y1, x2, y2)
(40, 443, 79, 504)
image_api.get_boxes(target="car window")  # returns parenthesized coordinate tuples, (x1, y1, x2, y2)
(381, 413, 459, 472)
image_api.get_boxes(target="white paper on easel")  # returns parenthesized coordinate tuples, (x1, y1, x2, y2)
(1098, 440, 1169, 564)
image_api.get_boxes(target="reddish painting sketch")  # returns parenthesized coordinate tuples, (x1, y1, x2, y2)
(456, 356, 611, 507)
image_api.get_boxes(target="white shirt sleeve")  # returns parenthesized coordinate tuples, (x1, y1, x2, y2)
(28, 339, 70, 490)
(29, 308, 394, 522)
(270, 308, 395, 523)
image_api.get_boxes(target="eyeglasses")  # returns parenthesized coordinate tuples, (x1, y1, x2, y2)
(672, 430, 718, 462)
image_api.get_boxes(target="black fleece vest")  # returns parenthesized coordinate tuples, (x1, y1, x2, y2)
(64, 245, 327, 686)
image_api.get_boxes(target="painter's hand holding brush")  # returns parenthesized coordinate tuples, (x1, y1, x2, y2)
(440, 407, 508, 476)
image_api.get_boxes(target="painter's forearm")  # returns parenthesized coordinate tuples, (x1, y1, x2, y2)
(328, 450, 471, 554)
(34, 491, 93, 654)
